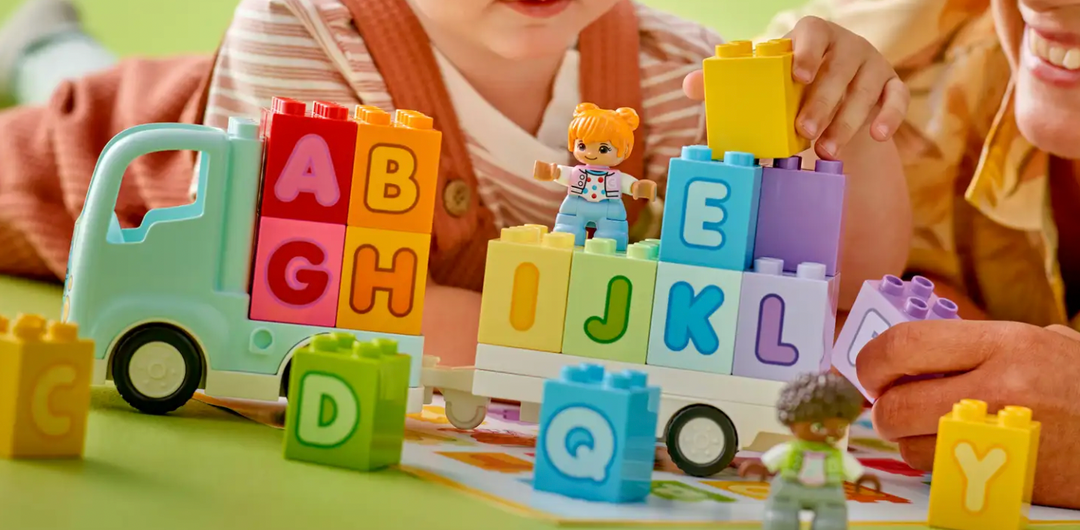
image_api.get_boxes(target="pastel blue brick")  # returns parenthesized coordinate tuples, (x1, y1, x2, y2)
(646, 261, 741, 374)
(533, 363, 660, 503)
(658, 146, 762, 271)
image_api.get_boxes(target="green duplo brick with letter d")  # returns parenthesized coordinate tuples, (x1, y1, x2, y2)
(283, 334, 410, 471)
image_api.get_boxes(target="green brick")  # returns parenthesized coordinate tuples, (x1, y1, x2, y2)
(561, 239, 659, 363)
(283, 333, 410, 471)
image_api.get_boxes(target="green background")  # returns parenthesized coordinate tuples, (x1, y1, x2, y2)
(0, 0, 802, 57)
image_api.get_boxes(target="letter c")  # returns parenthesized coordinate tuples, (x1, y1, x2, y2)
(31, 364, 78, 437)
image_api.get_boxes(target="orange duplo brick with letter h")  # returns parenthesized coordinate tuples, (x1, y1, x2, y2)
(328, 106, 442, 337)
(0, 314, 94, 459)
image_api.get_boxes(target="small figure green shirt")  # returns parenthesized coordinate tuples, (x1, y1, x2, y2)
(760, 440, 864, 487)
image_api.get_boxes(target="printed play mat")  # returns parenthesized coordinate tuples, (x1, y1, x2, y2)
(196, 393, 1080, 526)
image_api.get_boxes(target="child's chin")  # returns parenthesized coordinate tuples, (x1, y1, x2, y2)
(486, 34, 574, 60)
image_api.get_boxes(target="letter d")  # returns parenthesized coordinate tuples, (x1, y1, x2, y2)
(296, 372, 359, 447)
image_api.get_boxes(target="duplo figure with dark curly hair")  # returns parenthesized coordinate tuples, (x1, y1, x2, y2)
(739, 373, 881, 530)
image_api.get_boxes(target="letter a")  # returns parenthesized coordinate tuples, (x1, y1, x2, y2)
(276, 133, 341, 207)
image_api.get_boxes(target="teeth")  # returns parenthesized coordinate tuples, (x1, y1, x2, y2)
(1050, 45, 1067, 66)
(1029, 31, 1080, 70)
(1066, 49, 1080, 69)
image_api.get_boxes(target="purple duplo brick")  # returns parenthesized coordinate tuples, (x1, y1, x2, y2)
(732, 257, 839, 383)
(831, 274, 962, 400)
(754, 156, 846, 277)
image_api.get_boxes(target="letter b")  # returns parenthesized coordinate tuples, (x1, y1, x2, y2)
(365, 144, 419, 213)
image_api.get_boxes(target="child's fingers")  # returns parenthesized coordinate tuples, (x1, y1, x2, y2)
(682, 70, 705, 101)
(796, 51, 860, 142)
(870, 370, 987, 441)
(815, 64, 891, 158)
(870, 77, 909, 141)
(857, 320, 1004, 399)
(786, 16, 831, 83)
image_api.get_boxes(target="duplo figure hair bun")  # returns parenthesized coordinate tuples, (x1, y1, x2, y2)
(573, 102, 600, 116)
(614, 107, 640, 131)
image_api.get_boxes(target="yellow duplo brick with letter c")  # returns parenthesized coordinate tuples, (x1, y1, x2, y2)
(927, 399, 1041, 530)
(0, 314, 94, 459)
(477, 225, 575, 353)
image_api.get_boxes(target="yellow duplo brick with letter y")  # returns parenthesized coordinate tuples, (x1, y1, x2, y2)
(927, 399, 1041, 530)
(477, 225, 575, 353)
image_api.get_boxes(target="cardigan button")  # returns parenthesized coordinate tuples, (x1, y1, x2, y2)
(443, 179, 471, 217)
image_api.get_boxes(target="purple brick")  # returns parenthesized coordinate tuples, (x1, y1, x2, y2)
(733, 257, 840, 383)
(754, 157, 846, 276)
(831, 274, 961, 400)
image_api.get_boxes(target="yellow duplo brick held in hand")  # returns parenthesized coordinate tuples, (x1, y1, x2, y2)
(703, 39, 809, 160)
(477, 225, 575, 353)
(0, 314, 95, 459)
(927, 399, 1041, 530)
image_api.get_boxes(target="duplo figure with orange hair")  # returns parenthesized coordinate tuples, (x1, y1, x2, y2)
(533, 103, 657, 251)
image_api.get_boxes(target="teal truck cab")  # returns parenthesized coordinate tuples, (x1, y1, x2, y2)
(62, 117, 425, 414)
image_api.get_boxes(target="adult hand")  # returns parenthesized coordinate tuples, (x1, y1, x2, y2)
(682, 17, 908, 160)
(858, 320, 1080, 509)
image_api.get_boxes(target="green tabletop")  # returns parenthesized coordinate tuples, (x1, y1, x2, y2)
(0, 276, 1074, 530)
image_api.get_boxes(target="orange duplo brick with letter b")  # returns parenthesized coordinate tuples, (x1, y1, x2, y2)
(337, 226, 431, 336)
(348, 106, 442, 235)
(0, 314, 94, 459)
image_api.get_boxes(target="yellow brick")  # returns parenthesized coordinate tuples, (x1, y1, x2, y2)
(703, 39, 809, 160)
(477, 225, 575, 353)
(0, 315, 94, 459)
(927, 399, 1040, 530)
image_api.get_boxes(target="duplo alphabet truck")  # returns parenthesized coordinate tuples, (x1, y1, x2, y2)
(62, 99, 440, 415)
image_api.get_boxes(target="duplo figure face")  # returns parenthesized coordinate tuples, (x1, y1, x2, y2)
(994, 0, 1080, 158)
(573, 140, 626, 166)
(407, 0, 621, 60)
(789, 418, 851, 445)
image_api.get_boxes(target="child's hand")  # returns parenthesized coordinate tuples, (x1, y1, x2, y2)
(682, 17, 909, 160)
(631, 180, 657, 201)
(857, 320, 1080, 509)
(533, 161, 558, 182)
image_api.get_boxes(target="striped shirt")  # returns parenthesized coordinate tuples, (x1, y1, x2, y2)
(200, 0, 723, 236)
